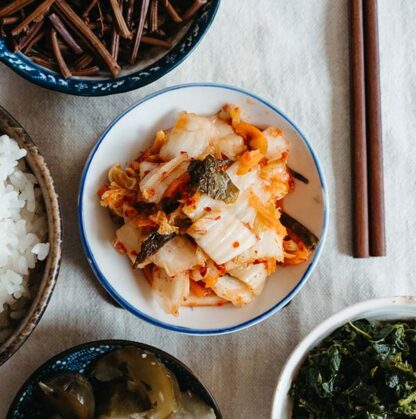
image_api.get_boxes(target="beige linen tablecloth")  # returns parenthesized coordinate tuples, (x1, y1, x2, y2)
(1, 1, 416, 417)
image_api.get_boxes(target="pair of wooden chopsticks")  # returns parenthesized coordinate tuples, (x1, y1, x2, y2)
(350, 0, 385, 258)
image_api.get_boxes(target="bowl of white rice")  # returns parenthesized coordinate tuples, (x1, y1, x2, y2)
(0, 106, 62, 366)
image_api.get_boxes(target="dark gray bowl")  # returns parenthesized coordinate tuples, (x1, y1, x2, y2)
(0, 106, 62, 366)
(7, 339, 223, 418)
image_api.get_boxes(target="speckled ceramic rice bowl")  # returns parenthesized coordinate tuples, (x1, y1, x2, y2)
(0, 105, 62, 366)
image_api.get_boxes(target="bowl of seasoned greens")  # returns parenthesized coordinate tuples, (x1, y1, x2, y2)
(271, 296, 416, 418)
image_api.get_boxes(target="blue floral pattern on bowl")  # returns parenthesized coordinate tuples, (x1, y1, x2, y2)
(0, 1, 220, 96)
(7, 340, 222, 418)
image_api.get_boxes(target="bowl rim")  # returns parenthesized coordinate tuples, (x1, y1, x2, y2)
(78, 82, 329, 335)
(7, 338, 223, 419)
(0, 1, 221, 97)
(0, 106, 62, 366)
(270, 296, 416, 419)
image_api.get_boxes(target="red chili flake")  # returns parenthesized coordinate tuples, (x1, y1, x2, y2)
(204, 206, 212, 212)
(233, 241, 240, 248)
(217, 264, 226, 275)
(115, 241, 127, 254)
(199, 265, 208, 277)
(186, 197, 196, 207)
(215, 215, 221, 220)
(131, 251, 138, 257)
(276, 199, 284, 210)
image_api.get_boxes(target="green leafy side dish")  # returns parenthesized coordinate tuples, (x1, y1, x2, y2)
(134, 231, 177, 267)
(188, 155, 239, 204)
(290, 319, 416, 418)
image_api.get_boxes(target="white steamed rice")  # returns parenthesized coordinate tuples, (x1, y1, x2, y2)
(0, 134, 49, 334)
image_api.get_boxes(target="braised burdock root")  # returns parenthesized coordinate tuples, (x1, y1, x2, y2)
(0, 0, 210, 78)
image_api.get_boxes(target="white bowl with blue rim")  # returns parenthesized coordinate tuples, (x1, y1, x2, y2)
(78, 83, 328, 335)
(0, 1, 220, 96)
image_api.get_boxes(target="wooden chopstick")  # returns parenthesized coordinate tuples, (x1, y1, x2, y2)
(363, 0, 386, 257)
(350, 0, 369, 258)
(350, 0, 385, 258)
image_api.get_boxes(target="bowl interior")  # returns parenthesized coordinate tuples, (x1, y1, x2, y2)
(271, 296, 416, 419)
(7, 339, 222, 418)
(79, 84, 327, 334)
(0, 107, 61, 366)
(0, 16, 192, 80)
(0, 2, 220, 95)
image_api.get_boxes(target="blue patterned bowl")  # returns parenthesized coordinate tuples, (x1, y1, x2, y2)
(0, 1, 220, 96)
(7, 339, 223, 418)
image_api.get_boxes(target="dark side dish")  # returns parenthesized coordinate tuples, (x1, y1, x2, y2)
(290, 319, 416, 418)
(0, 0, 209, 78)
(38, 346, 216, 418)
